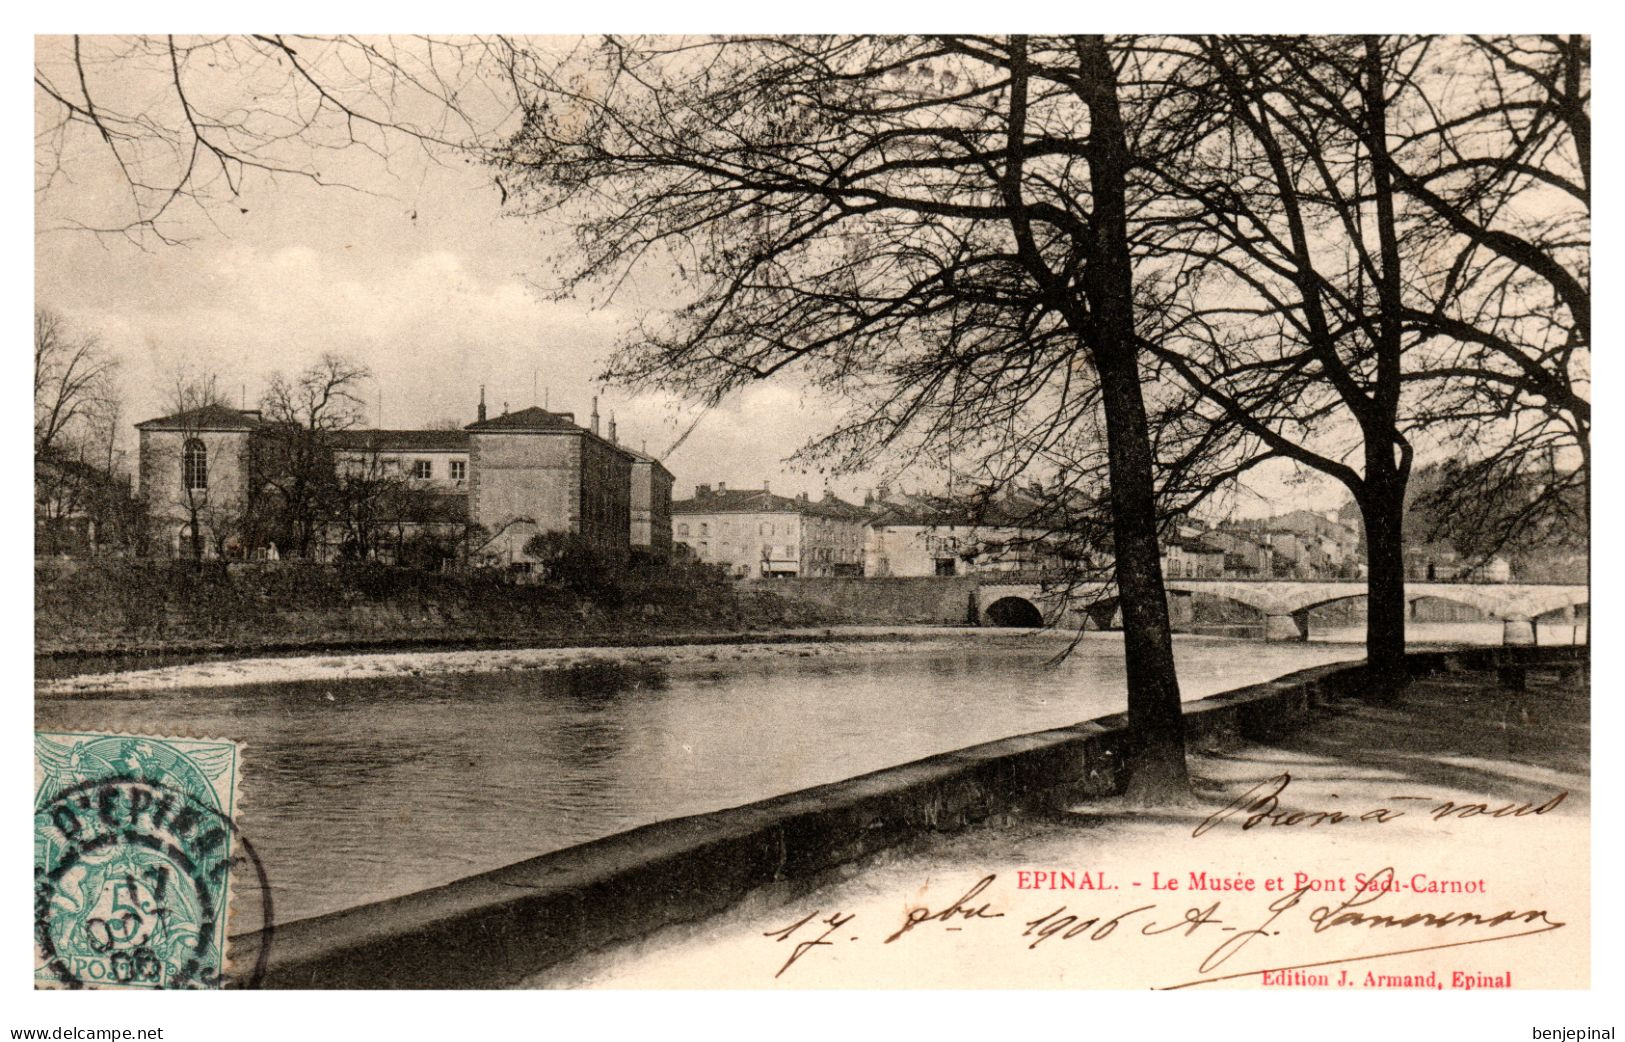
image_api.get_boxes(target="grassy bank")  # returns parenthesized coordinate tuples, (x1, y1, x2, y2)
(34, 559, 846, 657)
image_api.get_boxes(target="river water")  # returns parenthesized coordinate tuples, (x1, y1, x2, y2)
(34, 626, 1579, 933)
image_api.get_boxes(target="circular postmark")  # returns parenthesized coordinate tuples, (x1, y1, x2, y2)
(33, 735, 272, 989)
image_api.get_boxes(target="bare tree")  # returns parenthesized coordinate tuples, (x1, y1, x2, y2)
(258, 354, 372, 557)
(35, 35, 518, 246)
(332, 444, 409, 561)
(1375, 35, 1588, 559)
(1127, 35, 1585, 690)
(35, 309, 117, 459)
(491, 34, 1234, 795)
(35, 309, 125, 555)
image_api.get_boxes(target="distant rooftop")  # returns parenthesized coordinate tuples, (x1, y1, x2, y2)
(866, 489, 1048, 528)
(673, 486, 865, 519)
(464, 407, 583, 433)
(330, 429, 470, 452)
(622, 446, 674, 475)
(135, 405, 263, 431)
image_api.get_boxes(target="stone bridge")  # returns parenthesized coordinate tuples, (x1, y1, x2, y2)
(975, 578, 1590, 643)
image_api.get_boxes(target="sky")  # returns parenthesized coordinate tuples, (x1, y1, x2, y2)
(32, 34, 1344, 517)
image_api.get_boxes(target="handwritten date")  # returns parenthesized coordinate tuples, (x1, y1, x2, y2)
(761, 867, 1563, 988)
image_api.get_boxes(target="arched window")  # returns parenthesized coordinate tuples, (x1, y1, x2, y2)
(183, 439, 208, 492)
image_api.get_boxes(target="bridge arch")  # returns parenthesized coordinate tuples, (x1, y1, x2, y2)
(983, 596, 1044, 628)
(972, 578, 1586, 643)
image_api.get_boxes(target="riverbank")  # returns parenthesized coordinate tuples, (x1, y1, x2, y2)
(36, 625, 1056, 695)
(528, 650, 1589, 989)
(34, 557, 847, 659)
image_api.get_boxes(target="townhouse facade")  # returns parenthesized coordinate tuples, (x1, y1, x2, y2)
(862, 491, 1054, 578)
(671, 485, 867, 578)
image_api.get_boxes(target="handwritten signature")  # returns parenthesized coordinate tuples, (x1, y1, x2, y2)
(1191, 773, 1568, 838)
(761, 867, 1564, 987)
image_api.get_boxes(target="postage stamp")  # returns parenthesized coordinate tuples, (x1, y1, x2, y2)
(33, 731, 244, 989)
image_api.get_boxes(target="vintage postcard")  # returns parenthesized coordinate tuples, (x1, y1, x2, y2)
(32, 32, 1589, 1000)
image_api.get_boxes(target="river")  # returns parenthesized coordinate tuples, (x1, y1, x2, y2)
(33, 626, 1579, 934)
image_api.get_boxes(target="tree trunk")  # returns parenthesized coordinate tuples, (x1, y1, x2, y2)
(1358, 458, 1409, 699)
(1077, 36, 1189, 799)
(1098, 345, 1190, 797)
(187, 505, 204, 563)
(1358, 37, 1411, 701)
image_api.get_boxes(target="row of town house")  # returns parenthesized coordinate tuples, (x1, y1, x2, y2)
(1160, 512, 1514, 583)
(674, 482, 1391, 583)
(1161, 513, 1364, 581)
(673, 484, 1071, 579)
(675, 489, 1516, 585)
(134, 392, 673, 566)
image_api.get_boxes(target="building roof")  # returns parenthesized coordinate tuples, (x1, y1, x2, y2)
(464, 407, 583, 433)
(329, 429, 470, 452)
(809, 492, 871, 520)
(867, 496, 975, 527)
(464, 406, 656, 469)
(135, 405, 264, 432)
(1165, 535, 1224, 555)
(867, 489, 1046, 529)
(673, 487, 866, 520)
(623, 446, 674, 477)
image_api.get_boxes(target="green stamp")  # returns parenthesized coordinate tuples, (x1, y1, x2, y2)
(34, 731, 244, 989)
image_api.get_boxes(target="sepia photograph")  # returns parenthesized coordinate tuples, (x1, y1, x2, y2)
(26, 25, 1598, 1023)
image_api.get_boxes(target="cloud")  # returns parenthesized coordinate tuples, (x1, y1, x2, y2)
(34, 156, 876, 499)
(46, 243, 625, 429)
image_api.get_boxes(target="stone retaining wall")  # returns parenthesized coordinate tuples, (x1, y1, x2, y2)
(231, 644, 1582, 989)
(746, 575, 980, 624)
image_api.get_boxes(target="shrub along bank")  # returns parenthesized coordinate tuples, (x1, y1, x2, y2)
(34, 558, 845, 657)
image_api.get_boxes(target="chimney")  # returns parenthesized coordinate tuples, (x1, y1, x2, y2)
(590, 397, 600, 436)
(696, 483, 712, 498)
(608, 413, 618, 444)
(763, 480, 771, 493)
(798, 491, 809, 503)
(477, 386, 487, 423)
(717, 481, 727, 493)
(877, 484, 891, 502)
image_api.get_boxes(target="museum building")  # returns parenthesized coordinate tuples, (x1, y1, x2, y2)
(134, 393, 673, 563)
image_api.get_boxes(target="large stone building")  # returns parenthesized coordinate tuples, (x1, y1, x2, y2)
(671, 485, 867, 577)
(463, 401, 660, 567)
(134, 395, 673, 563)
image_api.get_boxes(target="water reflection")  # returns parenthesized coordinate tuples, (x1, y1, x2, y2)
(34, 632, 1522, 932)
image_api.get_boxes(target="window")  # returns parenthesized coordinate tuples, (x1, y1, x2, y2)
(760, 522, 772, 536)
(412, 460, 433, 480)
(182, 439, 207, 492)
(450, 460, 466, 481)
(678, 523, 690, 538)
(701, 522, 710, 536)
